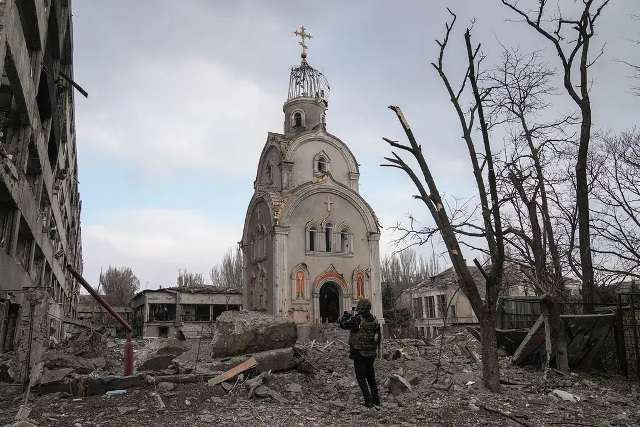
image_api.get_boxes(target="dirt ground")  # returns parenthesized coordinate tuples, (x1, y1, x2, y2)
(1, 326, 639, 426)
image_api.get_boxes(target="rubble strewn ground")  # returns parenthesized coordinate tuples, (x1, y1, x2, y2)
(1, 325, 639, 426)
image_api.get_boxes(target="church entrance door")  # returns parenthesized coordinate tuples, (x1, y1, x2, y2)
(319, 281, 340, 323)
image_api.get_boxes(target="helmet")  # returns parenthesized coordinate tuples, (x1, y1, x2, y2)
(356, 298, 372, 313)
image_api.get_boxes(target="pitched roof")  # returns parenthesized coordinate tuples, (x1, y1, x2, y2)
(408, 263, 533, 298)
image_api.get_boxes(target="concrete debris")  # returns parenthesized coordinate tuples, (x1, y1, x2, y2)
(1, 325, 639, 426)
(285, 383, 302, 393)
(105, 390, 127, 396)
(151, 392, 165, 409)
(254, 347, 297, 373)
(386, 374, 412, 395)
(210, 310, 297, 357)
(139, 355, 176, 372)
(157, 382, 175, 392)
(6, 421, 38, 427)
(550, 389, 580, 402)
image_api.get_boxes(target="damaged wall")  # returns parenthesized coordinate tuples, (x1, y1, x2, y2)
(0, 0, 83, 383)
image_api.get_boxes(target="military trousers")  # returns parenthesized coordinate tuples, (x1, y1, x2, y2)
(353, 357, 379, 405)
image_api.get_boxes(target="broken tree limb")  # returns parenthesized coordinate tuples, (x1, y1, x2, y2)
(149, 373, 218, 384)
(207, 357, 256, 386)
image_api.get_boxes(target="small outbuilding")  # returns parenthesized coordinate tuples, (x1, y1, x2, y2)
(131, 286, 242, 338)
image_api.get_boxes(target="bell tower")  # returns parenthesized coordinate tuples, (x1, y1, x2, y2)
(283, 25, 330, 136)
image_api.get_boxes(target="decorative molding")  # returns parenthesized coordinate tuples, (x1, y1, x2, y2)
(312, 264, 348, 291)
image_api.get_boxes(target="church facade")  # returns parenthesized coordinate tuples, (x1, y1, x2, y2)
(241, 30, 382, 328)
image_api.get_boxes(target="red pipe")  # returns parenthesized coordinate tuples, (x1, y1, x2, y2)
(66, 265, 134, 375)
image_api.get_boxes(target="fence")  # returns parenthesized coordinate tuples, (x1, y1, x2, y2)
(618, 293, 640, 380)
(496, 297, 617, 330)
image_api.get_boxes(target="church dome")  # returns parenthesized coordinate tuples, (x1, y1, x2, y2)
(287, 57, 330, 105)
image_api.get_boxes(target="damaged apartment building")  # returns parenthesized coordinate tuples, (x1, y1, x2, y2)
(0, 0, 83, 382)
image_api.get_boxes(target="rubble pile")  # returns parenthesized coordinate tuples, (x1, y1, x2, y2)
(209, 310, 297, 357)
(1, 320, 639, 426)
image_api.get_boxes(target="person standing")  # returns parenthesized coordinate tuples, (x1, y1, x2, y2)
(338, 298, 381, 407)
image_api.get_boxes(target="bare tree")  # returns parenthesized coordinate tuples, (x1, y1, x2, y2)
(99, 266, 140, 306)
(381, 248, 441, 296)
(502, 0, 611, 312)
(488, 48, 572, 371)
(176, 269, 206, 288)
(591, 131, 640, 282)
(382, 11, 505, 391)
(210, 247, 243, 288)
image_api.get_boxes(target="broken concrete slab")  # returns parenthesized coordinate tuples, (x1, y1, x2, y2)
(41, 352, 102, 374)
(387, 374, 412, 395)
(254, 347, 297, 373)
(210, 310, 297, 358)
(551, 389, 580, 402)
(139, 355, 176, 372)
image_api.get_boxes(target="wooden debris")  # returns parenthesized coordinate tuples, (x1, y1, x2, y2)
(321, 341, 334, 351)
(513, 314, 545, 365)
(478, 403, 534, 427)
(207, 357, 257, 386)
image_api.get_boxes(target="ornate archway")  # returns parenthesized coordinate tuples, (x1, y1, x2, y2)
(312, 266, 351, 324)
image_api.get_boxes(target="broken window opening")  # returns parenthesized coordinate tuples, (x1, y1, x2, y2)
(0, 181, 16, 252)
(437, 294, 447, 318)
(317, 156, 327, 173)
(16, 218, 34, 271)
(1, 303, 20, 352)
(212, 304, 240, 321)
(308, 226, 316, 251)
(32, 245, 45, 283)
(181, 304, 210, 322)
(325, 223, 333, 252)
(425, 296, 436, 319)
(47, 132, 59, 172)
(148, 303, 176, 322)
(340, 229, 350, 253)
(25, 138, 42, 199)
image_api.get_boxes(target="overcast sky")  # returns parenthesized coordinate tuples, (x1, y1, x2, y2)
(71, 1, 639, 289)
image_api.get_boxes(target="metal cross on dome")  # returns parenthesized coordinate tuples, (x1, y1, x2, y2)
(294, 25, 312, 58)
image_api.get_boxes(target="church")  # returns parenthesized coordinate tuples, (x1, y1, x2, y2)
(241, 27, 382, 330)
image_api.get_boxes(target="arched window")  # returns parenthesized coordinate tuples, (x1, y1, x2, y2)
(294, 112, 303, 128)
(325, 223, 333, 252)
(313, 152, 331, 176)
(317, 156, 327, 173)
(308, 226, 316, 252)
(265, 163, 273, 184)
(340, 229, 350, 253)
(295, 271, 305, 299)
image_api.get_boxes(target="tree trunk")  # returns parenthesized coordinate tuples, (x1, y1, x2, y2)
(541, 295, 569, 372)
(576, 116, 595, 313)
(479, 306, 500, 392)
